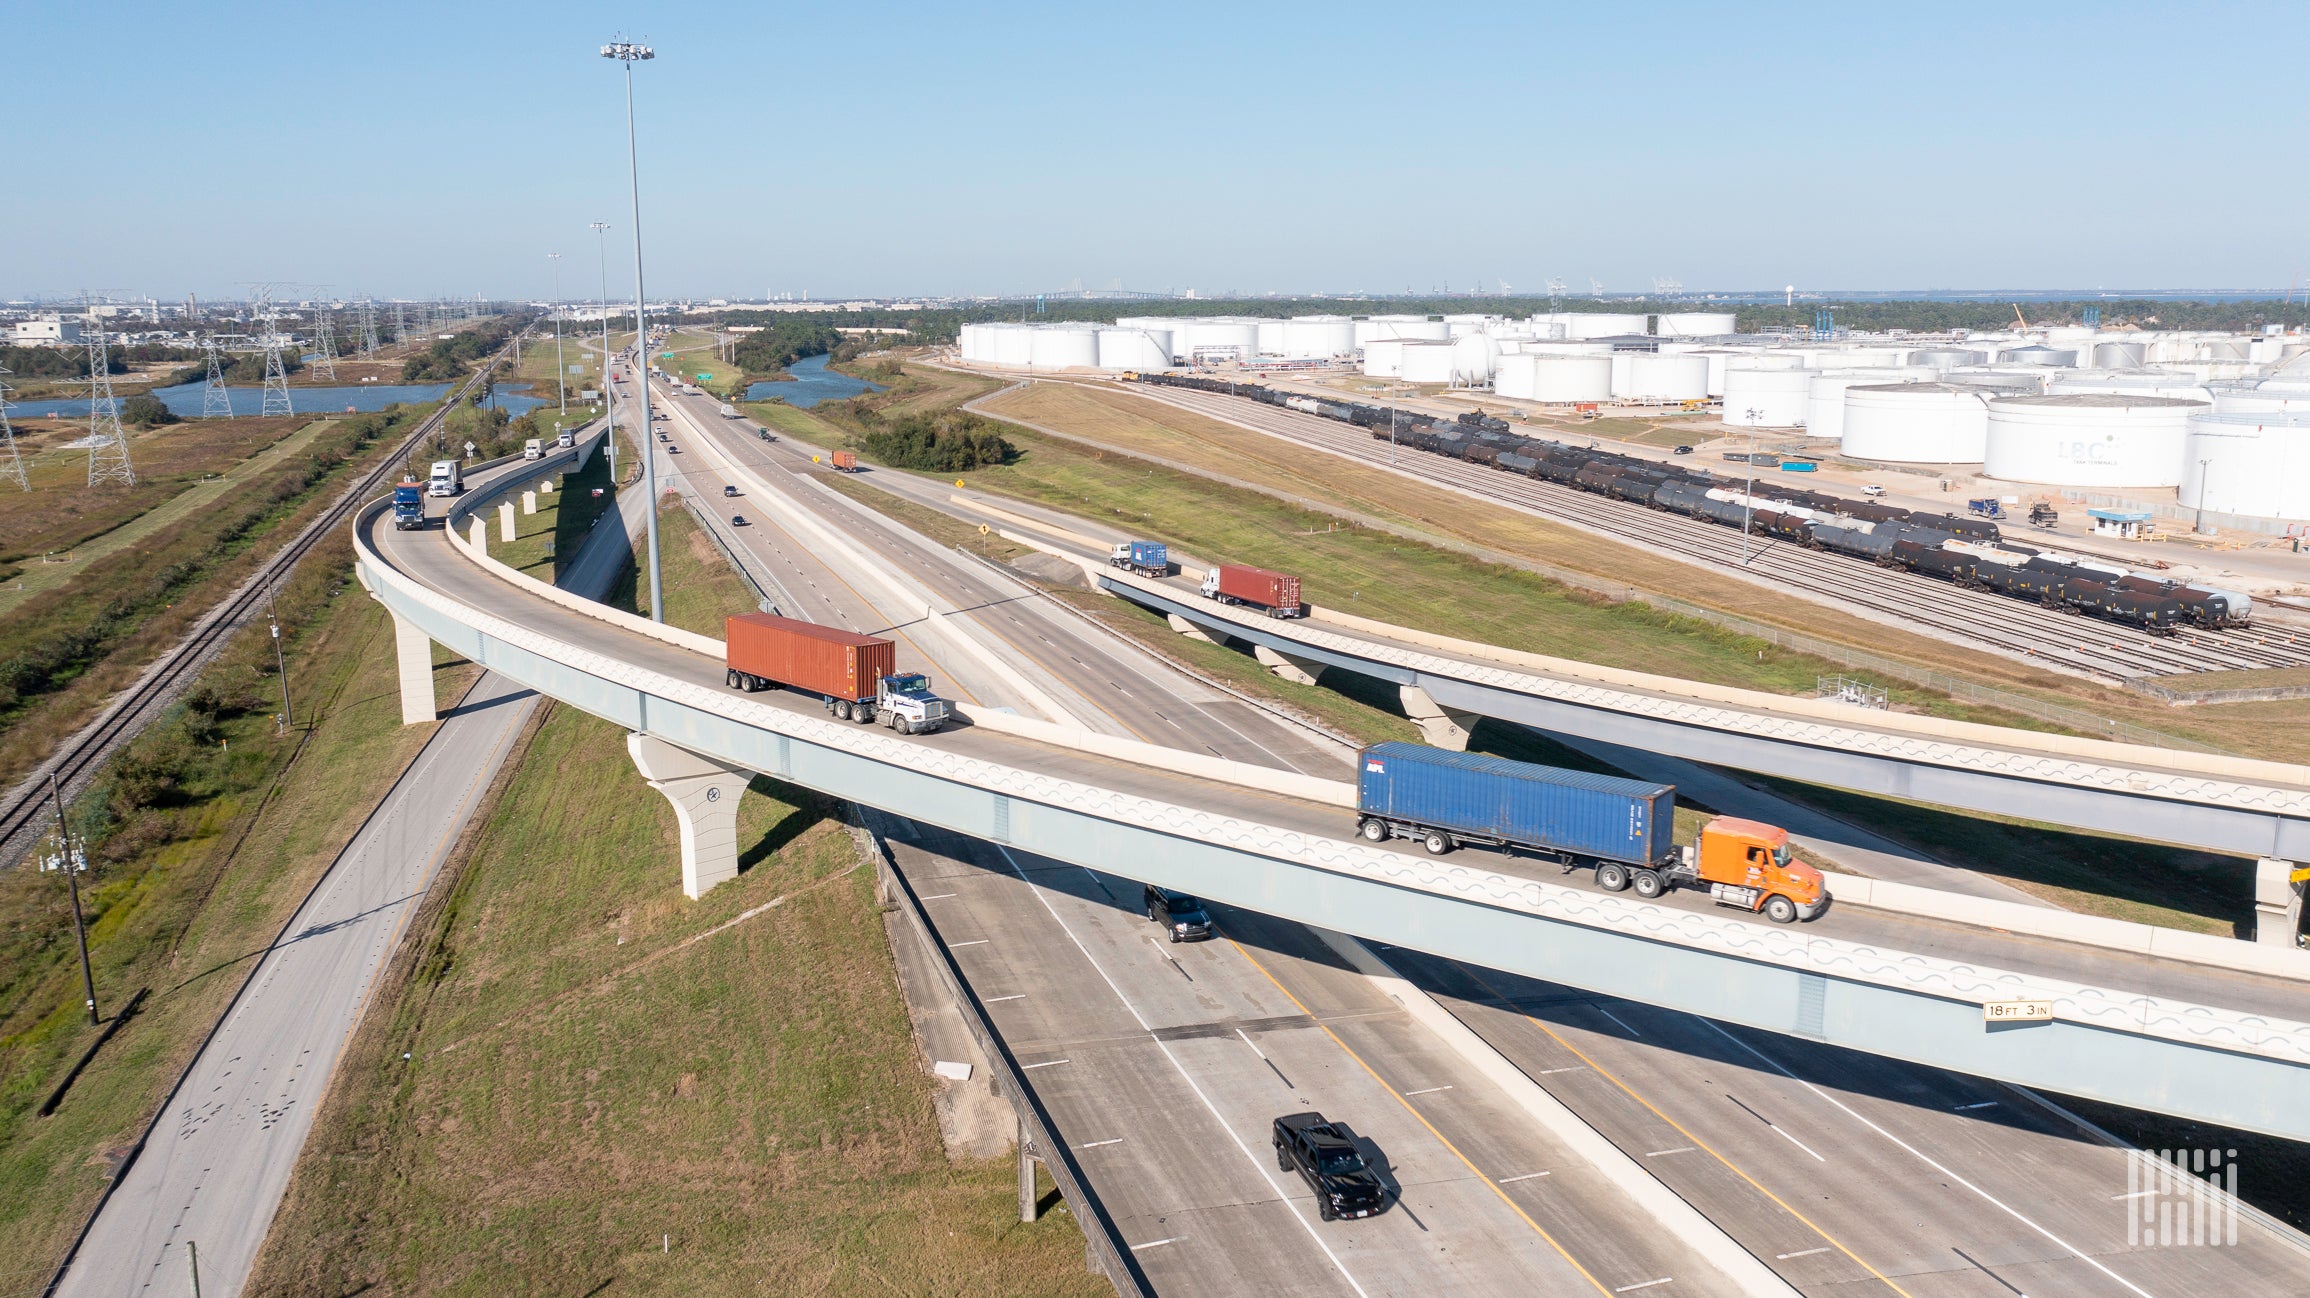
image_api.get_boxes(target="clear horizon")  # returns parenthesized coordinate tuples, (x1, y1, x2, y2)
(17, 3, 2310, 302)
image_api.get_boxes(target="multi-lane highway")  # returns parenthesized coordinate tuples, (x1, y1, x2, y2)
(623, 370, 2310, 1295)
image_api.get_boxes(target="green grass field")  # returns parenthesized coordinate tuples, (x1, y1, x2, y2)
(492, 446, 615, 583)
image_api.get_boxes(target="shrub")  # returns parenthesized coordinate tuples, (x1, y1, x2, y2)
(121, 393, 180, 427)
(856, 410, 1015, 473)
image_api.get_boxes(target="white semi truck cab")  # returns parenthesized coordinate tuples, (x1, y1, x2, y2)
(427, 460, 463, 497)
(872, 673, 952, 735)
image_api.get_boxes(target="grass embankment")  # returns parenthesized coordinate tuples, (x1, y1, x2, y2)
(976, 380, 2310, 763)
(0, 412, 322, 563)
(662, 330, 745, 400)
(0, 405, 438, 791)
(247, 511, 1103, 1296)
(491, 448, 615, 583)
(0, 542, 482, 1273)
(617, 505, 751, 637)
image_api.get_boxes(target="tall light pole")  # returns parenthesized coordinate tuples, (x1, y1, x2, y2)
(592, 221, 613, 479)
(548, 252, 566, 417)
(603, 37, 663, 622)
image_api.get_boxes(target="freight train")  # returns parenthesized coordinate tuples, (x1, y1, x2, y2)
(1128, 372, 2251, 635)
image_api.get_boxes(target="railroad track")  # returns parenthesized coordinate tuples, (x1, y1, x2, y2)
(1133, 385, 2310, 682)
(0, 350, 510, 867)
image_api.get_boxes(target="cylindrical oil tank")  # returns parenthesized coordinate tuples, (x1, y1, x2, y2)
(1451, 333, 1500, 385)
(1521, 353, 1613, 402)
(1254, 319, 1287, 357)
(2093, 340, 2148, 369)
(1028, 325, 1100, 371)
(1357, 316, 1449, 347)
(1566, 313, 1649, 340)
(1722, 364, 1814, 426)
(1983, 393, 2207, 487)
(956, 323, 984, 362)
(2002, 345, 2078, 368)
(1181, 319, 1256, 361)
(1096, 327, 1171, 371)
(1613, 352, 1710, 402)
(2182, 411, 2310, 520)
(1493, 354, 1539, 399)
(2204, 337, 2251, 361)
(2210, 381, 2310, 416)
(2046, 371, 2211, 403)
(1654, 311, 1738, 337)
(989, 323, 1034, 367)
(1946, 366, 2049, 395)
(1361, 337, 1408, 378)
(1285, 316, 1356, 359)
(1841, 383, 1995, 463)
(1399, 340, 1456, 384)
(1907, 347, 1985, 371)
(1807, 368, 1930, 442)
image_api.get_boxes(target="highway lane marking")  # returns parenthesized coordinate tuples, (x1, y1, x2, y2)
(1077, 1139, 1124, 1149)
(949, 939, 989, 948)
(1539, 1066, 1587, 1075)
(1643, 1147, 1694, 1158)
(1224, 935, 1615, 1297)
(1595, 1008, 1641, 1037)
(1726, 1094, 1826, 1163)
(984, 994, 1027, 1003)
(1499, 1171, 1551, 1184)
(1777, 1248, 1831, 1260)
(992, 846, 1374, 1298)
(1953, 1101, 1999, 1112)
(2112, 1190, 2158, 1201)
(919, 893, 956, 900)
(1021, 1059, 1070, 1070)
(1698, 1020, 2160, 1298)
(1402, 1086, 1454, 1097)
(1445, 959, 1915, 1296)
(1130, 1237, 1183, 1251)
(1613, 1280, 1674, 1293)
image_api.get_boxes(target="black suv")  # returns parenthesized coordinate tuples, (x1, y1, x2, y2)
(1273, 1112, 1385, 1221)
(1142, 886, 1212, 942)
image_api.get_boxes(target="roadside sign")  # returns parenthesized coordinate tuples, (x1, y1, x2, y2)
(1982, 1000, 2053, 1023)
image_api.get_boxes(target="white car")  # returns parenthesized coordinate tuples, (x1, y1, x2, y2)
(1862, 484, 1885, 498)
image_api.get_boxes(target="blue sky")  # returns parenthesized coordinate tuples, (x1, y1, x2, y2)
(12, 3, 2307, 301)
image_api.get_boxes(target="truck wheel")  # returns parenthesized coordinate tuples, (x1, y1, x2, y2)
(726, 669, 738, 688)
(1318, 1199, 1337, 1222)
(1278, 1145, 1292, 1172)
(1358, 818, 1387, 843)
(1631, 869, 1665, 899)
(833, 700, 853, 721)
(1422, 830, 1452, 856)
(1596, 862, 1630, 892)
(897, 717, 915, 736)
(855, 706, 875, 725)
(1763, 895, 1799, 924)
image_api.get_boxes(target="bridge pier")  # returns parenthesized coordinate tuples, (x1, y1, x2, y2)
(468, 516, 487, 553)
(1166, 612, 1234, 647)
(389, 610, 436, 725)
(2255, 857, 2307, 947)
(1400, 684, 1479, 751)
(1253, 643, 1326, 687)
(1018, 1112, 1039, 1222)
(498, 500, 516, 542)
(627, 733, 750, 899)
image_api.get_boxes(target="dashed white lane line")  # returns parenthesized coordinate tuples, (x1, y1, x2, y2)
(1498, 1171, 1551, 1184)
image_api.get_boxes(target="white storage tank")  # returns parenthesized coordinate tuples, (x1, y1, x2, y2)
(1181, 319, 1256, 362)
(1946, 366, 2049, 395)
(1528, 353, 1613, 402)
(1567, 312, 1649, 340)
(1841, 383, 1995, 463)
(2182, 411, 2310, 520)
(1983, 393, 2206, 487)
(1907, 347, 1985, 371)
(2093, 340, 2148, 370)
(1807, 368, 1930, 442)
(1096, 327, 1172, 371)
(2211, 381, 2310, 416)
(1028, 326, 1100, 371)
(1361, 337, 1408, 378)
(1399, 340, 1456, 384)
(1254, 319, 1287, 357)
(1356, 316, 1449, 346)
(2002, 344, 2078, 368)
(1613, 352, 1710, 402)
(1722, 364, 1814, 426)
(2045, 371, 2210, 403)
(1654, 311, 1738, 338)
(957, 323, 984, 362)
(1285, 316, 1356, 359)
(989, 324, 1034, 367)
(1450, 333, 1500, 385)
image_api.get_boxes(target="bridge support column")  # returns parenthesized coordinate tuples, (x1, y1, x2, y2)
(1167, 612, 1233, 647)
(498, 500, 516, 542)
(1253, 643, 1325, 687)
(390, 611, 436, 725)
(468, 515, 487, 554)
(2255, 857, 2306, 947)
(1400, 685, 1479, 751)
(1018, 1113, 1039, 1223)
(522, 490, 537, 515)
(627, 733, 750, 899)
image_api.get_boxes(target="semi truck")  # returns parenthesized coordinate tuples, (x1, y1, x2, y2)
(724, 614, 951, 732)
(1352, 742, 1828, 923)
(1199, 563, 1304, 618)
(391, 481, 426, 529)
(719, 402, 738, 418)
(1108, 540, 1170, 577)
(427, 460, 463, 497)
(523, 438, 544, 460)
(831, 450, 859, 472)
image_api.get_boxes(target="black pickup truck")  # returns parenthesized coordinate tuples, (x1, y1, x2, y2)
(1272, 1112, 1385, 1221)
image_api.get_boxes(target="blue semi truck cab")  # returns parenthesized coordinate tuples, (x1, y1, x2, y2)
(1109, 539, 1170, 577)
(1353, 742, 1827, 923)
(392, 481, 426, 530)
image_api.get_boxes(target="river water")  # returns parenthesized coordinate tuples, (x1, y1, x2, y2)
(743, 354, 885, 408)
(6, 380, 546, 421)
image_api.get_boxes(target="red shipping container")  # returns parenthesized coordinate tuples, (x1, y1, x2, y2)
(831, 450, 858, 471)
(1215, 564, 1301, 614)
(725, 614, 895, 702)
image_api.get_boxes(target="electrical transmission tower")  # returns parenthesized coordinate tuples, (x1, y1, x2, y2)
(245, 285, 295, 417)
(0, 367, 27, 491)
(311, 307, 339, 380)
(83, 319, 136, 486)
(358, 298, 380, 356)
(392, 301, 408, 347)
(201, 335, 233, 417)
(1546, 278, 1566, 312)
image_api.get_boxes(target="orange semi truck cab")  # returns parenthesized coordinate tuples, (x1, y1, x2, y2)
(1682, 817, 1827, 923)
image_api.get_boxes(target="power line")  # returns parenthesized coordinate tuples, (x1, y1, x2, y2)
(83, 316, 136, 486)
(0, 366, 26, 491)
(201, 335, 233, 418)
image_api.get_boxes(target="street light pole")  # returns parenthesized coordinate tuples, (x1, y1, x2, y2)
(45, 774, 98, 1026)
(269, 592, 292, 731)
(603, 37, 663, 622)
(2195, 457, 2212, 532)
(548, 252, 566, 417)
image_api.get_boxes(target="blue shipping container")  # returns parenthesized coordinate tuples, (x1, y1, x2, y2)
(1356, 742, 1674, 864)
(1128, 541, 1169, 570)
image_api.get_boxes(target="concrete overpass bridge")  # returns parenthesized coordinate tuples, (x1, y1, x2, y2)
(353, 442, 2310, 1145)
